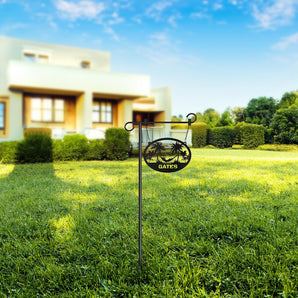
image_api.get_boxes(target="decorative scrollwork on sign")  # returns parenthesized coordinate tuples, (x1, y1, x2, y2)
(144, 138, 191, 172)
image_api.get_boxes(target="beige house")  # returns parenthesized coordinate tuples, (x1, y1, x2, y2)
(0, 35, 171, 143)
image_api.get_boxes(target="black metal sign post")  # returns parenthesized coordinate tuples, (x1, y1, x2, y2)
(124, 113, 197, 271)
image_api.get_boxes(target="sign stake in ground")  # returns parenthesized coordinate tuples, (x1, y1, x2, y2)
(124, 113, 197, 270)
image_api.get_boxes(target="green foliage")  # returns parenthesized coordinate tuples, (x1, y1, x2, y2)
(171, 123, 188, 130)
(264, 127, 274, 144)
(0, 141, 18, 163)
(216, 110, 233, 127)
(257, 144, 298, 152)
(208, 127, 235, 148)
(52, 139, 65, 161)
(16, 133, 53, 164)
(86, 139, 105, 160)
(278, 91, 298, 109)
(0, 150, 297, 296)
(232, 107, 245, 123)
(191, 122, 208, 147)
(203, 108, 220, 128)
(234, 122, 245, 144)
(104, 128, 131, 160)
(244, 97, 278, 127)
(270, 105, 298, 144)
(240, 124, 265, 148)
(24, 127, 52, 138)
(62, 134, 89, 161)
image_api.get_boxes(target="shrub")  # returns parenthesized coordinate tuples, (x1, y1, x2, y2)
(171, 123, 188, 130)
(264, 127, 274, 144)
(53, 139, 65, 161)
(234, 122, 245, 144)
(104, 128, 131, 160)
(270, 105, 298, 144)
(0, 141, 18, 163)
(24, 127, 52, 138)
(86, 139, 105, 160)
(240, 124, 265, 148)
(191, 122, 208, 148)
(16, 133, 53, 163)
(62, 134, 89, 161)
(208, 127, 235, 148)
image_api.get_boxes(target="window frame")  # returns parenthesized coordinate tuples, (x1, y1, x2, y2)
(0, 97, 9, 138)
(81, 60, 91, 69)
(30, 96, 65, 123)
(0, 102, 5, 130)
(92, 100, 113, 124)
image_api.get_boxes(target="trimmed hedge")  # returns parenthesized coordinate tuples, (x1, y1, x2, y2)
(171, 123, 188, 130)
(86, 139, 105, 160)
(240, 124, 265, 148)
(16, 133, 53, 163)
(0, 141, 18, 163)
(208, 127, 235, 148)
(62, 134, 89, 161)
(104, 128, 131, 160)
(234, 122, 245, 145)
(24, 127, 52, 138)
(191, 122, 208, 148)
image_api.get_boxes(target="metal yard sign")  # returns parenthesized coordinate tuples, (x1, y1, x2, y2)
(124, 113, 196, 270)
(144, 138, 191, 172)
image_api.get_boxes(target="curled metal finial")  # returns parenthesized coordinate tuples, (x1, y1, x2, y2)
(124, 122, 135, 131)
(186, 113, 197, 124)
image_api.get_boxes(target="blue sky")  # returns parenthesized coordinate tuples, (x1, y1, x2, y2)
(1, 0, 298, 117)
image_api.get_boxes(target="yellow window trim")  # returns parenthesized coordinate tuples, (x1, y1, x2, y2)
(0, 96, 9, 138)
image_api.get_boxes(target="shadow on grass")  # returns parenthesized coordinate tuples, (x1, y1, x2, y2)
(0, 162, 140, 296)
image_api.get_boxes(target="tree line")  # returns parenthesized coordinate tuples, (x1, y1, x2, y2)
(172, 90, 298, 144)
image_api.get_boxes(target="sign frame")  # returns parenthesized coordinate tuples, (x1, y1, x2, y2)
(124, 113, 197, 271)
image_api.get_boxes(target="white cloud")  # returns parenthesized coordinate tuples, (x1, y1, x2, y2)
(55, 0, 105, 21)
(252, 0, 298, 30)
(229, 0, 238, 5)
(272, 32, 298, 50)
(136, 46, 180, 65)
(104, 26, 120, 41)
(149, 32, 170, 45)
(168, 13, 181, 27)
(108, 12, 124, 25)
(213, 3, 223, 10)
(190, 12, 209, 19)
(146, 1, 174, 20)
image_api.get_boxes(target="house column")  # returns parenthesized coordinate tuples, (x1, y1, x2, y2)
(118, 99, 133, 127)
(76, 91, 93, 131)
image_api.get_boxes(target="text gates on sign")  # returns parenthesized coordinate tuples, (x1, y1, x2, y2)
(144, 138, 191, 173)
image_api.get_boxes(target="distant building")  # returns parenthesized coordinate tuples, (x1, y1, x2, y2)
(0, 35, 171, 142)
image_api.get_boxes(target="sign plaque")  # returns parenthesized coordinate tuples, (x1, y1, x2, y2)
(144, 138, 191, 172)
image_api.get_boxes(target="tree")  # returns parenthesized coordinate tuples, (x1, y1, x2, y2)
(195, 112, 204, 122)
(270, 104, 298, 144)
(244, 97, 278, 127)
(278, 91, 298, 109)
(216, 109, 233, 127)
(171, 116, 182, 122)
(203, 108, 220, 128)
(232, 107, 245, 123)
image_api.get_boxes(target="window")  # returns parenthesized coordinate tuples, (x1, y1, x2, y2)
(93, 101, 112, 123)
(0, 102, 5, 129)
(38, 55, 49, 64)
(24, 53, 36, 62)
(24, 52, 49, 64)
(81, 61, 91, 69)
(31, 97, 65, 122)
(133, 112, 155, 123)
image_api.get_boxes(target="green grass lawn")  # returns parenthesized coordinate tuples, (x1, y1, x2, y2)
(0, 149, 297, 297)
